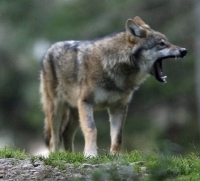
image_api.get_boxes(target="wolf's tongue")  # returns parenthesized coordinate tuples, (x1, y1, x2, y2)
(154, 60, 167, 83)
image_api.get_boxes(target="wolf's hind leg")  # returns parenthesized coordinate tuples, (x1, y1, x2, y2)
(62, 108, 79, 152)
(43, 100, 65, 152)
(43, 99, 65, 152)
(49, 101, 66, 151)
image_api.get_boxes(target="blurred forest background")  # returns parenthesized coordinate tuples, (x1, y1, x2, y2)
(0, 0, 199, 155)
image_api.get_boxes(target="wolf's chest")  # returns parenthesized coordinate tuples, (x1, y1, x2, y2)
(93, 87, 132, 109)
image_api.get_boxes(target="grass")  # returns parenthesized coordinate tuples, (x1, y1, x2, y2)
(0, 147, 27, 159)
(0, 147, 200, 180)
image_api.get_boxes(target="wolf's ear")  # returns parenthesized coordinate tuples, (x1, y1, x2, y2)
(133, 16, 150, 28)
(126, 19, 146, 38)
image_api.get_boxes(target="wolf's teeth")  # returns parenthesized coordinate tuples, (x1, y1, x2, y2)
(163, 78, 167, 82)
(162, 75, 167, 83)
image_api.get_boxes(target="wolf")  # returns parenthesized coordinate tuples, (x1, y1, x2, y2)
(40, 16, 187, 157)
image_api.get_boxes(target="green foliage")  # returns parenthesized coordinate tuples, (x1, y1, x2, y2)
(0, 147, 27, 159)
(43, 151, 85, 169)
(145, 153, 200, 181)
(43, 151, 123, 168)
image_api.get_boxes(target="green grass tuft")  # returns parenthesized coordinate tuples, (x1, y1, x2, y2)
(0, 147, 28, 159)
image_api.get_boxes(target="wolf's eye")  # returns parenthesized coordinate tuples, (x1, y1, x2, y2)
(159, 42, 165, 46)
(157, 41, 166, 49)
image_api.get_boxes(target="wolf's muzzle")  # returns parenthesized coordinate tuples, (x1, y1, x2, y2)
(179, 48, 187, 57)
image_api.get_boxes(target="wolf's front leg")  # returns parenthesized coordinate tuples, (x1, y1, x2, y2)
(108, 106, 128, 154)
(78, 100, 97, 157)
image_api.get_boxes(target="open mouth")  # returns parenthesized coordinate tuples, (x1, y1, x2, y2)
(151, 55, 184, 83)
(150, 48, 187, 83)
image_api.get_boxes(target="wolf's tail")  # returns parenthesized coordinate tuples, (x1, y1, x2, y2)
(40, 50, 58, 148)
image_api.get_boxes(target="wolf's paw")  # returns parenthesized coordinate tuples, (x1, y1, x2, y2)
(84, 150, 98, 158)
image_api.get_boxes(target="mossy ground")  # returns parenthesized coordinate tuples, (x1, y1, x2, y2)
(0, 147, 200, 181)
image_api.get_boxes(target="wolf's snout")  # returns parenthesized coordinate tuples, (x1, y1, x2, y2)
(179, 48, 187, 57)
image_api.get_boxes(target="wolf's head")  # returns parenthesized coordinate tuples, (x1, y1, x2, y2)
(126, 16, 187, 83)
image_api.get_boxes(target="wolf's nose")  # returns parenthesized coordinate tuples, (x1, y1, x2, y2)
(179, 48, 187, 57)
